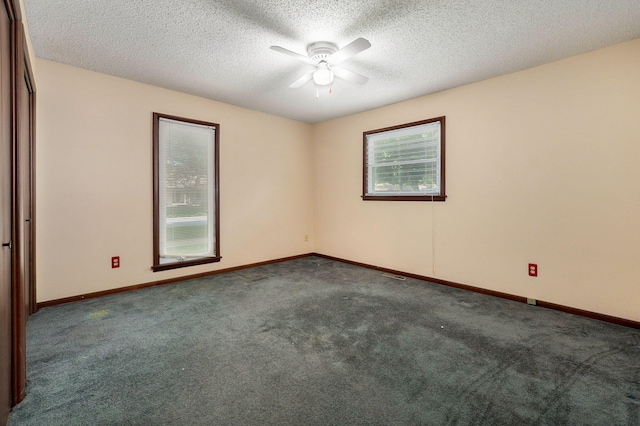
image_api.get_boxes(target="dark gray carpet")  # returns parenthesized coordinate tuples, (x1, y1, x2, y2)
(8, 256, 640, 425)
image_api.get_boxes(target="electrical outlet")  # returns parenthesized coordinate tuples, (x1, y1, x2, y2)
(304, 234, 309, 242)
(112, 256, 120, 268)
(528, 263, 537, 277)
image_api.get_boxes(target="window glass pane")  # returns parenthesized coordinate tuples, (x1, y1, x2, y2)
(158, 118, 216, 262)
(372, 160, 438, 194)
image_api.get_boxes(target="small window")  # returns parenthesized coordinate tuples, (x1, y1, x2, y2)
(152, 113, 221, 271)
(363, 116, 445, 201)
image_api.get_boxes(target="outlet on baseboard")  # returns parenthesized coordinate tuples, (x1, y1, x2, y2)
(527, 298, 537, 306)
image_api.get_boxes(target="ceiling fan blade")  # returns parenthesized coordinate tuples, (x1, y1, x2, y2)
(289, 70, 315, 88)
(270, 45, 315, 65)
(332, 66, 369, 85)
(329, 38, 371, 64)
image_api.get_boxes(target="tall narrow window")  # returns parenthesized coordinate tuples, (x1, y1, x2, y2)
(152, 113, 220, 271)
(363, 116, 445, 201)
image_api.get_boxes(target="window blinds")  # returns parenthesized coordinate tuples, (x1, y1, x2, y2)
(366, 120, 441, 196)
(158, 117, 216, 260)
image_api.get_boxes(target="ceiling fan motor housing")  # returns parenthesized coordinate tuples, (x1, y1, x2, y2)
(307, 42, 338, 64)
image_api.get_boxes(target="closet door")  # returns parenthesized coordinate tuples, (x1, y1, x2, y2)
(11, 19, 29, 406)
(0, 3, 13, 424)
(0, 4, 34, 416)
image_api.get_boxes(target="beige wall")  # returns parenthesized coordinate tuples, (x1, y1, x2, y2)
(36, 59, 315, 302)
(35, 38, 640, 323)
(313, 38, 640, 322)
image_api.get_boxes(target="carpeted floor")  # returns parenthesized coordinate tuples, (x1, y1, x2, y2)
(8, 256, 640, 425)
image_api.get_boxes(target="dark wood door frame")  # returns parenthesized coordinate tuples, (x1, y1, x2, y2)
(24, 68, 35, 315)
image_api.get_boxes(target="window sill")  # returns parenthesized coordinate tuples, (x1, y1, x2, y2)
(362, 195, 446, 202)
(152, 256, 222, 272)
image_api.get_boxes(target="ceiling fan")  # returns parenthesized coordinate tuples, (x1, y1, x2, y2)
(270, 37, 371, 90)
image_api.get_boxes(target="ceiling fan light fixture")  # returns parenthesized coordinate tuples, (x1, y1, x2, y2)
(313, 62, 334, 86)
(271, 38, 370, 90)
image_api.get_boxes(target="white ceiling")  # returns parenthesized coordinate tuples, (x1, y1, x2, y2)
(23, 0, 640, 124)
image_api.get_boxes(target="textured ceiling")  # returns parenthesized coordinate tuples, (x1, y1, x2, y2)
(23, 0, 640, 124)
